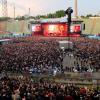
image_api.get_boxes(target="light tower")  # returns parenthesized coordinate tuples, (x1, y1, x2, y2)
(74, 0, 78, 18)
(13, 4, 15, 19)
(0, 0, 8, 31)
(29, 8, 30, 17)
(2, 0, 8, 17)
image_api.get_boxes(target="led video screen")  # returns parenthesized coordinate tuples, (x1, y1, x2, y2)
(43, 23, 68, 36)
(32, 24, 41, 32)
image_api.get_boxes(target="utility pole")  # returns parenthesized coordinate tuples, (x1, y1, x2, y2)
(14, 4, 15, 19)
(29, 8, 30, 17)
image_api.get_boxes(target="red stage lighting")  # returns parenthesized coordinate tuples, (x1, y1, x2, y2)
(32, 24, 41, 32)
(74, 25, 81, 32)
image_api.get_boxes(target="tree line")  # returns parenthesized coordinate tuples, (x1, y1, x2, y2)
(0, 10, 66, 21)
(0, 10, 100, 21)
(0, 17, 11, 21)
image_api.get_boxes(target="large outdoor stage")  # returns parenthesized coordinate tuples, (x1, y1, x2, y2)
(30, 18, 83, 37)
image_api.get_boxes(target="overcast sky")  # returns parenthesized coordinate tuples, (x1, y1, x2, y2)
(0, 0, 100, 17)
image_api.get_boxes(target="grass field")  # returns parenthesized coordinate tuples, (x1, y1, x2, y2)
(0, 18, 100, 35)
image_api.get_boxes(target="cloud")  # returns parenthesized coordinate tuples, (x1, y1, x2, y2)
(2, 0, 99, 17)
(7, 0, 67, 17)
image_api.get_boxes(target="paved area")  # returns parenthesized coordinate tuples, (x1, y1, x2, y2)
(63, 52, 75, 68)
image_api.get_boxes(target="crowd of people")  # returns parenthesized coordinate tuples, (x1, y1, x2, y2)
(0, 36, 100, 100)
(0, 37, 64, 75)
(0, 37, 100, 74)
(72, 37, 100, 72)
(0, 76, 99, 100)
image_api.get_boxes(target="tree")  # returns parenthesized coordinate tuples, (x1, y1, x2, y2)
(34, 10, 66, 19)
(86, 14, 93, 18)
(80, 15, 85, 18)
(55, 10, 65, 18)
(47, 13, 54, 18)
(15, 16, 25, 20)
(0, 17, 11, 21)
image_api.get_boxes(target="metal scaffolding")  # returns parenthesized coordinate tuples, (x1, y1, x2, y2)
(1, 0, 8, 17)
